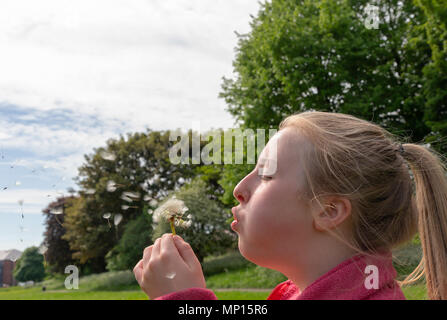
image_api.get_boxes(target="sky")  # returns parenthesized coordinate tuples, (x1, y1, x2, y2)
(0, 0, 262, 251)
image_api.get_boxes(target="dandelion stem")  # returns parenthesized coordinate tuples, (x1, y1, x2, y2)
(169, 217, 176, 236)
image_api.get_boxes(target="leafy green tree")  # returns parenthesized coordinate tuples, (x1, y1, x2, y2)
(221, 0, 432, 137)
(106, 207, 153, 271)
(62, 196, 113, 273)
(64, 130, 200, 271)
(415, 0, 447, 153)
(13, 247, 45, 282)
(152, 178, 236, 263)
(218, 0, 446, 204)
(42, 197, 76, 274)
(65, 129, 229, 271)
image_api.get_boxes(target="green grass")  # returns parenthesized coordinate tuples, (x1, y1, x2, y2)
(0, 285, 425, 300)
(401, 284, 427, 300)
(0, 287, 148, 300)
(0, 286, 268, 300)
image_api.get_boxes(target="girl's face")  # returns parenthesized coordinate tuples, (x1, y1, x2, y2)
(232, 127, 318, 270)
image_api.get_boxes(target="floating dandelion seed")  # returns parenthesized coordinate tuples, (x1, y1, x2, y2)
(100, 151, 116, 161)
(50, 208, 63, 215)
(103, 213, 112, 228)
(38, 244, 48, 266)
(18, 200, 24, 219)
(106, 180, 124, 192)
(15, 181, 21, 186)
(121, 205, 137, 210)
(152, 197, 191, 235)
(120, 194, 133, 203)
(147, 209, 153, 215)
(122, 191, 140, 200)
(85, 188, 96, 195)
(165, 272, 176, 279)
(149, 199, 158, 207)
(107, 181, 117, 192)
(49, 207, 64, 226)
(114, 213, 123, 226)
(143, 195, 152, 202)
(38, 245, 48, 255)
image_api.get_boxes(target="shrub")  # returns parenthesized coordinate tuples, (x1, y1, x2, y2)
(202, 250, 255, 276)
(106, 210, 153, 271)
(13, 247, 46, 282)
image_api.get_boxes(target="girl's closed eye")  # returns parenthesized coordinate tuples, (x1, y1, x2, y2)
(259, 175, 273, 181)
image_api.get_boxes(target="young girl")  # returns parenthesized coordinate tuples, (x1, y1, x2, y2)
(133, 111, 447, 300)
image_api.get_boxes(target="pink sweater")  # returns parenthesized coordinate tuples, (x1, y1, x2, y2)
(155, 251, 405, 300)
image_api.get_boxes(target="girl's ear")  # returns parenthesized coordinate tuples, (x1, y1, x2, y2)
(313, 197, 352, 232)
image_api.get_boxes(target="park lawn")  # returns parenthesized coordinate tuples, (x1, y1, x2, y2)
(0, 286, 268, 300)
(0, 284, 425, 300)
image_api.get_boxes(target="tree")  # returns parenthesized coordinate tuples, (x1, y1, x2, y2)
(105, 207, 153, 271)
(218, 0, 446, 203)
(220, 0, 435, 137)
(62, 195, 114, 273)
(152, 178, 236, 263)
(64, 129, 214, 271)
(415, 0, 447, 154)
(13, 247, 45, 282)
(42, 196, 77, 274)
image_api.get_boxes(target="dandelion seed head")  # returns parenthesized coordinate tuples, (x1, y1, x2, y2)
(152, 198, 187, 224)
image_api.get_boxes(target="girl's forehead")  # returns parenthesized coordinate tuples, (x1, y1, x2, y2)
(259, 128, 305, 173)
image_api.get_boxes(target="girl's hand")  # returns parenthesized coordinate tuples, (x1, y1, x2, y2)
(133, 233, 206, 300)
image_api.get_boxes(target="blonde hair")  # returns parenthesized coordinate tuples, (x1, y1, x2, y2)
(279, 111, 447, 300)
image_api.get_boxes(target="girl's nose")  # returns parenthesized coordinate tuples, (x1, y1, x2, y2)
(233, 183, 248, 204)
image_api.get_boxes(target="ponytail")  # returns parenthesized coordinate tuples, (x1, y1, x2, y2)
(401, 143, 447, 300)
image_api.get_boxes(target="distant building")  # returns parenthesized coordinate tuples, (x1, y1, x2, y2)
(0, 249, 22, 287)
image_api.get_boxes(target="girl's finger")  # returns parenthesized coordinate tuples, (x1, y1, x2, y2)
(160, 233, 183, 261)
(133, 259, 143, 284)
(152, 237, 161, 260)
(173, 235, 200, 270)
(142, 245, 153, 270)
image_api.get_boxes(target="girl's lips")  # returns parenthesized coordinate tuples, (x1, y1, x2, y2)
(231, 219, 239, 231)
(231, 207, 239, 221)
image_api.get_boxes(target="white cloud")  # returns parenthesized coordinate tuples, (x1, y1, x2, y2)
(0, 188, 61, 215)
(0, 0, 261, 250)
(0, 0, 259, 132)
